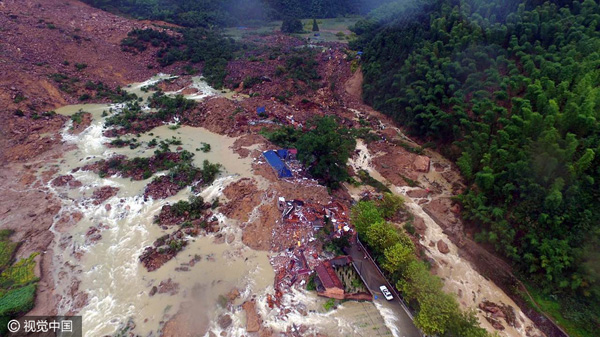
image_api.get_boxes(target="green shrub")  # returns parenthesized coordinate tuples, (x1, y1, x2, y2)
(13, 94, 26, 103)
(78, 93, 91, 101)
(71, 110, 86, 124)
(306, 274, 316, 291)
(323, 298, 335, 311)
(0, 253, 39, 289)
(281, 18, 303, 33)
(0, 239, 17, 271)
(74, 63, 87, 71)
(0, 284, 36, 316)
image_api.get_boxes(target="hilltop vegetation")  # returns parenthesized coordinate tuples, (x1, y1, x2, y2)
(351, 0, 600, 334)
(81, 0, 395, 27)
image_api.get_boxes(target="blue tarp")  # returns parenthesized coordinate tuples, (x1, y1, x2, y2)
(263, 150, 293, 178)
(277, 149, 289, 159)
(256, 106, 266, 114)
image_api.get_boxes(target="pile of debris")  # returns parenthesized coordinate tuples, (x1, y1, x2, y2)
(268, 196, 359, 307)
(278, 197, 354, 241)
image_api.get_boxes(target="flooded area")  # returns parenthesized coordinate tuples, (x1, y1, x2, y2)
(256, 288, 394, 337)
(45, 76, 395, 336)
(47, 77, 273, 335)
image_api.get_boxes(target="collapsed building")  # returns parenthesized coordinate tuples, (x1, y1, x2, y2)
(314, 256, 372, 301)
(270, 196, 369, 306)
(277, 197, 355, 241)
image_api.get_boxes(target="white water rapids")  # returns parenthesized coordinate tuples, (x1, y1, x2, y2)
(44, 76, 399, 336)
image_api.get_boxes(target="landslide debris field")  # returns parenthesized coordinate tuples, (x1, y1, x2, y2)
(0, 1, 560, 337)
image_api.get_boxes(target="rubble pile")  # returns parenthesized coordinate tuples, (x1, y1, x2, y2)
(90, 186, 119, 205)
(51, 174, 82, 188)
(268, 196, 356, 307)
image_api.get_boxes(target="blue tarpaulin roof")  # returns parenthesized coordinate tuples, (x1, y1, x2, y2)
(256, 106, 266, 114)
(263, 150, 292, 178)
(277, 149, 289, 158)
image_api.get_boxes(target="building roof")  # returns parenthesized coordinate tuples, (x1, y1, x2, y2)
(330, 255, 353, 267)
(263, 150, 292, 178)
(315, 260, 343, 290)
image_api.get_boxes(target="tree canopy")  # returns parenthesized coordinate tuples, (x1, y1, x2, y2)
(351, 0, 600, 333)
(281, 17, 303, 33)
(351, 199, 489, 336)
(81, 0, 397, 27)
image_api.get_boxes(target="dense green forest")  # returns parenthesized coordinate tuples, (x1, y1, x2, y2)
(351, 0, 600, 334)
(81, 0, 394, 27)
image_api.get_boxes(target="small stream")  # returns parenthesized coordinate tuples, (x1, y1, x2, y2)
(348, 127, 543, 337)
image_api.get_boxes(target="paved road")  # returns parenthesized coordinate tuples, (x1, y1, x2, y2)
(347, 243, 422, 337)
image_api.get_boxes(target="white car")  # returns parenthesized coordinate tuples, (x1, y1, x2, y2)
(379, 285, 393, 300)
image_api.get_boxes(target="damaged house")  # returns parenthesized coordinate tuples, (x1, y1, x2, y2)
(314, 256, 372, 301)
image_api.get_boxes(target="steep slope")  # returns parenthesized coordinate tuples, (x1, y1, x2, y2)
(0, 0, 161, 163)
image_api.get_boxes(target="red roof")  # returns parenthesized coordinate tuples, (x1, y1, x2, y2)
(330, 256, 353, 266)
(315, 261, 343, 290)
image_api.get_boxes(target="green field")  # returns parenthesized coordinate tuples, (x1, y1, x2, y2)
(224, 17, 360, 43)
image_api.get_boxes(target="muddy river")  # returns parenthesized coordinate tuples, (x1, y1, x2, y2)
(47, 76, 397, 336)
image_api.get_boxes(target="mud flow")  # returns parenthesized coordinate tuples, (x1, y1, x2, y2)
(46, 76, 398, 336)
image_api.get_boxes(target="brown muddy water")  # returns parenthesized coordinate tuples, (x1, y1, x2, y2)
(48, 76, 394, 336)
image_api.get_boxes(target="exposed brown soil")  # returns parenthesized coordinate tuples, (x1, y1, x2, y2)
(0, 0, 178, 321)
(0, 1, 560, 335)
(91, 186, 119, 205)
(0, 149, 69, 316)
(0, 0, 164, 164)
(344, 67, 363, 101)
(68, 112, 92, 134)
(51, 174, 82, 188)
(220, 178, 263, 223)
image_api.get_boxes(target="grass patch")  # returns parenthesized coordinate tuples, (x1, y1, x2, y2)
(0, 253, 39, 289)
(521, 283, 595, 337)
(0, 230, 17, 271)
(357, 169, 391, 193)
(0, 284, 36, 316)
(323, 298, 336, 311)
(0, 231, 39, 333)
